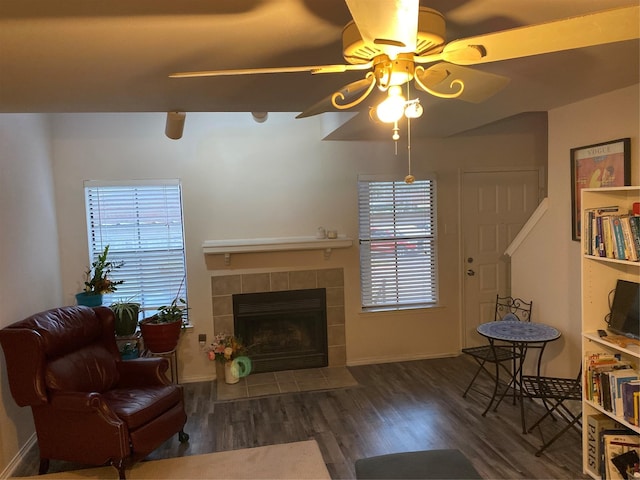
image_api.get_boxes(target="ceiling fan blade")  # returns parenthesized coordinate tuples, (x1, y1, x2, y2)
(441, 5, 640, 66)
(345, 0, 419, 54)
(415, 63, 510, 103)
(169, 63, 371, 79)
(296, 78, 374, 119)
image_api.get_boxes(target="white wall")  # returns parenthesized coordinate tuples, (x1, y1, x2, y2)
(49, 111, 547, 380)
(0, 114, 62, 475)
(0, 109, 547, 475)
(511, 84, 640, 377)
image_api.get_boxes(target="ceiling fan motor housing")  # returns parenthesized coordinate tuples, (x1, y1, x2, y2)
(342, 7, 446, 64)
(374, 53, 415, 89)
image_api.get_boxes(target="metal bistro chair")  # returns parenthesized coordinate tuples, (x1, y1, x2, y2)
(462, 295, 533, 414)
(521, 368, 582, 456)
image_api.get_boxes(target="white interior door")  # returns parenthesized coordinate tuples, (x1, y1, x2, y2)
(462, 169, 540, 348)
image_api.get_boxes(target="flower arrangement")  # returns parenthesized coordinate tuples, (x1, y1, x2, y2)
(206, 333, 247, 363)
(83, 245, 124, 295)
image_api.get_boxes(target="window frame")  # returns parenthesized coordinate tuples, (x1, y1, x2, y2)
(357, 174, 439, 312)
(83, 179, 189, 321)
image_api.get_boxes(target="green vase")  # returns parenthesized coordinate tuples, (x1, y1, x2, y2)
(75, 292, 103, 307)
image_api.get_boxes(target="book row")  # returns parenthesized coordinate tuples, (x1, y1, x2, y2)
(587, 414, 639, 479)
(584, 352, 640, 426)
(583, 206, 640, 262)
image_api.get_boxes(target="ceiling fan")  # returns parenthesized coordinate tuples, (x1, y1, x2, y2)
(170, 0, 640, 121)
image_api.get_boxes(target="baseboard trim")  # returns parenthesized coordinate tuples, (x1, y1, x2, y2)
(180, 373, 216, 384)
(347, 352, 459, 367)
(1, 432, 37, 480)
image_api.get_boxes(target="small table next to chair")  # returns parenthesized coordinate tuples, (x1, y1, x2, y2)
(476, 320, 561, 433)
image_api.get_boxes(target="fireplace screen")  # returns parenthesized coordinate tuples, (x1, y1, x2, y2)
(233, 288, 328, 373)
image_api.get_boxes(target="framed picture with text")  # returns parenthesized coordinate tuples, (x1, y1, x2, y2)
(570, 137, 630, 241)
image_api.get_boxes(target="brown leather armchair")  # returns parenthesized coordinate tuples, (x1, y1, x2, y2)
(0, 305, 188, 479)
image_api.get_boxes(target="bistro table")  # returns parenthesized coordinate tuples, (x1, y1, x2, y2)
(476, 320, 561, 433)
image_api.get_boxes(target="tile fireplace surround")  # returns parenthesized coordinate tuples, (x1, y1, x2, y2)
(211, 268, 346, 367)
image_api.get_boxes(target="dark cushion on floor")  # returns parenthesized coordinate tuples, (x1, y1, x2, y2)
(355, 449, 483, 479)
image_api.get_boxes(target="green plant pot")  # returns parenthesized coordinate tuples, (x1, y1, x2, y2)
(75, 292, 103, 307)
(140, 318, 182, 353)
(113, 304, 140, 336)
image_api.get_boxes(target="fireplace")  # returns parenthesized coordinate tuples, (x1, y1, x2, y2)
(233, 288, 328, 373)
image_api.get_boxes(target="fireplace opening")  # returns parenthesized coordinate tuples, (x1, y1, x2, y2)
(233, 288, 328, 373)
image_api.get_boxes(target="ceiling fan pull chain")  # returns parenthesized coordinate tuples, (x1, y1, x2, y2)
(404, 82, 415, 184)
(393, 121, 399, 155)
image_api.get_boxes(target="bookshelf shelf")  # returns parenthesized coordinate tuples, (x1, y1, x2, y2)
(584, 398, 640, 434)
(581, 186, 640, 479)
(583, 255, 639, 267)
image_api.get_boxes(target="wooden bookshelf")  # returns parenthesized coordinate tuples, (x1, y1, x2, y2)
(581, 187, 640, 479)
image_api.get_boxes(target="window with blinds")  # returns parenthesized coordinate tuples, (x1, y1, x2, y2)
(358, 176, 438, 310)
(84, 180, 187, 317)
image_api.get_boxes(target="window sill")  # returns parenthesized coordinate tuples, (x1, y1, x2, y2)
(360, 303, 442, 314)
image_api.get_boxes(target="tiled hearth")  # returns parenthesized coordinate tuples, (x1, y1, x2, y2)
(216, 365, 358, 401)
(211, 268, 346, 368)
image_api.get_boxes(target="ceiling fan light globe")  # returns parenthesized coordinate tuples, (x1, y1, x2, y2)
(376, 86, 406, 123)
(404, 102, 424, 118)
(404, 102, 423, 119)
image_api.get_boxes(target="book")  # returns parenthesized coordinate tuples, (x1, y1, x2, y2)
(596, 215, 606, 257)
(584, 208, 596, 255)
(601, 431, 640, 479)
(611, 450, 639, 479)
(584, 352, 630, 406)
(582, 206, 621, 258)
(602, 216, 615, 259)
(611, 216, 627, 260)
(608, 369, 640, 415)
(629, 216, 640, 260)
(622, 380, 640, 426)
(620, 216, 638, 261)
(586, 414, 623, 477)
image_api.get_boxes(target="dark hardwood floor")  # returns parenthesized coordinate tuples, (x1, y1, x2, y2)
(12, 355, 585, 479)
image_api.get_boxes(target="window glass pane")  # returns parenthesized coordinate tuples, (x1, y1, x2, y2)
(84, 182, 187, 316)
(358, 178, 437, 309)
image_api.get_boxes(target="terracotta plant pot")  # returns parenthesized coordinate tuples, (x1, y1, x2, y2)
(139, 317, 182, 353)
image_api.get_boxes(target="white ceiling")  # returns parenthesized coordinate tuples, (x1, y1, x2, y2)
(1, 0, 638, 138)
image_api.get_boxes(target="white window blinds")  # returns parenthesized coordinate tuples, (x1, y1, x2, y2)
(358, 177, 438, 310)
(84, 180, 187, 315)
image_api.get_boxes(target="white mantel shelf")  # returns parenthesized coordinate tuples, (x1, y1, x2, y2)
(202, 236, 353, 264)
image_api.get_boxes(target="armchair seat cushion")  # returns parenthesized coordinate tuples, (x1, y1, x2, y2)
(104, 385, 183, 430)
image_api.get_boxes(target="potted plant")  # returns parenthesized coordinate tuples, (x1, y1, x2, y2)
(76, 245, 124, 307)
(110, 297, 141, 337)
(139, 296, 189, 354)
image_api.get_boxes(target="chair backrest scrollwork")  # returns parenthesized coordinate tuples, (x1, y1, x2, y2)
(495, 296, 533, 322)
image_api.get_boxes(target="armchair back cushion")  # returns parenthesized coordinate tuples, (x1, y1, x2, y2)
(46, 344, 119, 393)
(1, 306, 120, 405)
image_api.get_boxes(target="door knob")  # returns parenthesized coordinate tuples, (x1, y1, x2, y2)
(466, 269, 475, 276)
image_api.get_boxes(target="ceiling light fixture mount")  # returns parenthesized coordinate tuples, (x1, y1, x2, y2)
(169, 2, 639, 125)
(330, 49, 465, 113)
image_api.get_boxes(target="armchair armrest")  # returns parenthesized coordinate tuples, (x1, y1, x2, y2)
(116, 357, 171, 387)
(49, 391, 123, 426)
(38, 391, 129, 465)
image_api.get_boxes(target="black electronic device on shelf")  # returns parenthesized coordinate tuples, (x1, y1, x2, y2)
(607, 279, 640, 340)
